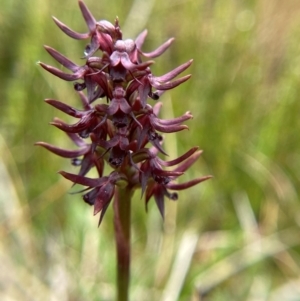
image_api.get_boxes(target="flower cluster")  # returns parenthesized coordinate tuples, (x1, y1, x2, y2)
(36, 0, 211, 225)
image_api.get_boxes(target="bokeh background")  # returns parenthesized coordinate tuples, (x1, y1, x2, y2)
(1, 0, 300, 300)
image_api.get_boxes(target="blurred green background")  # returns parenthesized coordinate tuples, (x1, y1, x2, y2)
(1, 0, 300, 300)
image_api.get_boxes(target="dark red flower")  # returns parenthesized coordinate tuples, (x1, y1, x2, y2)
(37, 0, 211, 224)
(143, 147, 212, 218)
(59, 170, 127, 225)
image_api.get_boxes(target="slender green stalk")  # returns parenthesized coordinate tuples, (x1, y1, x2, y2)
(113, 186, 133, 301)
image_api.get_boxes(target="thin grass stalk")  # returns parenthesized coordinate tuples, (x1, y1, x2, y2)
(113, 186, 133, 301)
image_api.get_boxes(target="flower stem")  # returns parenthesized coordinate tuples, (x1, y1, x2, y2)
(113, 186, 133, 301)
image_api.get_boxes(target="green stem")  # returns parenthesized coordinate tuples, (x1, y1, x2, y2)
(113, 186, 133, 301)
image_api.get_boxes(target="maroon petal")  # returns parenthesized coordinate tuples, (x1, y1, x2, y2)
(106, 100, 119, 116)
(91, 72, 113, 99)
(84, 76, 104, 103)
(138, 79, 151, 108)
(158, 147, 199, 167)
(140, 171, 151, 197)
(45, 99, 86, 117)
(119, 98, 132, 114)
(77, 91, 92, 110)
(154, 190, 165, 218)
(135, 29, 148, 49)
(107, 98, 131, 116)
(141, 38, 175, 58)
(84, 34, 101, 58)
(150, 74, 191, 90)
(167, 176, 212, 190)
(174, 150, 203, 173)
(120, 53, 138, 70)
(98, 135, 119, 149)
(94, 156, 105, 178)
(94, 182, 114, 215)
(96, 20, 116, 35)
(156, 111, 193, 125)
(109, 52, 121, 66)
(39, 62, 86, 81)
(119, 135, 129, 150)
(152, 122, 188, 133)
(59, 171, 105, 187)
(50, 117, 92, 133)
(78, 0, 96, 32)
(134, 60, 154, 70)
(97, 202, 110, 226)
(78, 152, 96, 177)
(148, 132, 168, 156)
(152, 102, 162, 115)
(66, 132, 86, 147)
(35, 142, 88, 158)
(52, 16, 90, 39)
(44, 46, 80, 72)
(144, 180, 154, 207)
(153, 168, 183, 178)
(154, 60, 193, 82)
(96, 30, 113, 53)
